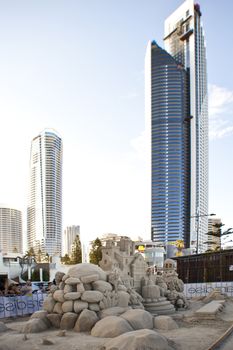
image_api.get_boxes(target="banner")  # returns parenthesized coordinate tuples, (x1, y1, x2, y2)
(184, 282, 233, 298)
(0, 293, 46, 319)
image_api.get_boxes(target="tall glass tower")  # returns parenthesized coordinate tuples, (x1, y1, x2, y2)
(164, 0, 208, 253)
(146, 0, 208, 253)
(27, 129, 62, 256)
(145, 41, 190, 248)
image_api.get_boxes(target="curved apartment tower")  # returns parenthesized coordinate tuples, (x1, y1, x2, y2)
(27, 129, 62, 256)
(145, 41, 190, 247)
(164, 0, 208, 253)
(0, 205, 23, 254)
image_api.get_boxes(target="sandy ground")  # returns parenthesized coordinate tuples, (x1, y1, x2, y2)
(1, 299, 233, 350)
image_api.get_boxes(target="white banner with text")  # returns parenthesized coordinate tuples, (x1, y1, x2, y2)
(0, 293, 46, 318)
(184, 282, 233, 298)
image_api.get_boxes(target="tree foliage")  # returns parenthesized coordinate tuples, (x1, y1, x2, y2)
(70, 235, 82, 264)
(23, 247, 37, 264)
(89, 237, 102, 265)
(61, 254, 71, 265)
(30, 268, 50, 281)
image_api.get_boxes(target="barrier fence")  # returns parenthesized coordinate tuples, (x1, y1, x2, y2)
(1, 282, 233, 319)
(184, 281, 233, 298)
(0, 293, 46, 319)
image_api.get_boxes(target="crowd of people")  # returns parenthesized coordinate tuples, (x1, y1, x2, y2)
(0, 279, 52, 296)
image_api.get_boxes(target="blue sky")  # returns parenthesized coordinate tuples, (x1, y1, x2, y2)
(0, 0, 232, 248)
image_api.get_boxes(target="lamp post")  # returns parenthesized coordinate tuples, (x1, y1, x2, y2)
(190, 213, 216, 254)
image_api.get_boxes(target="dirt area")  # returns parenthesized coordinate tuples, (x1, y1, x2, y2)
(1, 299, 233, 350)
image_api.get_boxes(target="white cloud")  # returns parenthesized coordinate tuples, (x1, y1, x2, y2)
(209, 84, 233, 139)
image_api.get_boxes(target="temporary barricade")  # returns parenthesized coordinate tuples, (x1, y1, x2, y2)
(184, 281, 233, 298)
(0, 293, 46, 319)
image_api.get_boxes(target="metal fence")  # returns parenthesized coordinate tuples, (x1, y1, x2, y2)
(175, 250, 233, 283)
(0, 293, 46, 319)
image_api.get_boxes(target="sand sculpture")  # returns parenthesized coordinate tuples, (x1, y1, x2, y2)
(20, 262, 178, 349)
(19, 239, 189, 350)
(99, 236, 188, 310)
(162, 259, 189, 309)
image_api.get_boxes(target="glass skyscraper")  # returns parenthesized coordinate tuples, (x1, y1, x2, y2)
(146, 0, 208, 253)
(27, 129, 62, 256)
(145, 41, 190, 247)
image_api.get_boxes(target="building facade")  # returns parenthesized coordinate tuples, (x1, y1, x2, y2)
(164, 0, 208, 253)
(134, 240, 165, 270)
(27, 129, 62, 256)
(145, 41, 190, 247)
(206, 218, 222, 251)
(63, 225, 80, 256)
(0, 205, 23, 254)
(146, 0, 208, 253)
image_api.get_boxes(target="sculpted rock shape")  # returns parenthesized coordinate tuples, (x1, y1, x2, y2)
(64, 284, 74, 294)
(74, 300, 88, 313)
(53, 302, 63, 314)
(74, 309, 99, 332)
(65, 277, 81, 285)
(81, 290, 103, 303)
(47, 313, 62, 328)
(88, 303, 100, 312)
(104, 329, 170, 350)
(60, 312, 78, 330)
(61, 300, 73, 313)
(154, 315, 179, 331)
(30, 310, 51, 328)
(91, 316, 133, 337)
(43, 295, 56, 313)
(20, 318, 48, 333)
(120, 309, 153, 330)
(99, 306, 130, 319)
(55, 271, 65, 285)
(80, 274, 99, 284)
(92, 280, 113, 293)
(53, 290, 65, 303)
(64, 292, 81, 301)
(68, 263, 107, 281)
(76, 283, 85, 293)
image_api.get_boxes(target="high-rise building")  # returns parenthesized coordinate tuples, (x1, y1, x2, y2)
(0, 205, 23, 254)
(63, 225, 80, 256)
(164, 0, 208, 253)
(27, 129, 62, 256)
(145, 41, 190, 247)
(207, 218, 221, 251)
(146, 0, 208, 253)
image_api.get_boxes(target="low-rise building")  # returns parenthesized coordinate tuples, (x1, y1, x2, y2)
(134, 240, 165, 270)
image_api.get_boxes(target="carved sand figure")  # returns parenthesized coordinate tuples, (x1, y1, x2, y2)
(162, 259, 189, 309)
(17, 262, 176, 350)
